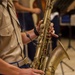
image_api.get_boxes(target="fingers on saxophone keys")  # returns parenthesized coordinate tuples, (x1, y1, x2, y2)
(49, 30, 58, 37)
(49, 23, 58, 37)
(38, 20, 43, 26)
(49, 23, 54, 31)
(32, 68, 44, 75)
(32, 70, 44, 75)
(33, 73, 41, 75)
(51, 32, 59, 38)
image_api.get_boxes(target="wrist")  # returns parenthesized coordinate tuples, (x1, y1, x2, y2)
(34, 27, 39, 36)
(8, 65, 20, 75)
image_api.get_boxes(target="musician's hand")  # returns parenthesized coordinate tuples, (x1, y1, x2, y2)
(32, 8, 41, 14)
(49, 23, 58, 37)
(35, 20, 58, 38)
(19, 68, 44, 75)
(35, 20, 43, 35)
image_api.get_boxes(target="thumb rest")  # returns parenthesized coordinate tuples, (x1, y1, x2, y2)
(31, 0, 70, 75)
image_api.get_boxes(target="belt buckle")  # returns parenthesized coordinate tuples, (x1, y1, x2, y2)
(11, 62, 19, 67)
(23, 57, 32, 64)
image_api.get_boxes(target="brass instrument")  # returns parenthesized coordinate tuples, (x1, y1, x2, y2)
(45, 40, 70, 75)
(31, 0, 70, 75)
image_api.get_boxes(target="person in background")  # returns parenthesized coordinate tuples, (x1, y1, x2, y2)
(13, 0, 41, 61)
(0, 0, 57, 75)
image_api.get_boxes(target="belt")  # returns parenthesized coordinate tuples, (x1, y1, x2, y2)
(10, 57, 31, 67)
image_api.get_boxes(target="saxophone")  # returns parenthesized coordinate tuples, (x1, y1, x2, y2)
(31, 0, 70, 75)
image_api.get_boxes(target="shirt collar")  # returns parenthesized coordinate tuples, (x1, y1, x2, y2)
(2, 0, 13, 8)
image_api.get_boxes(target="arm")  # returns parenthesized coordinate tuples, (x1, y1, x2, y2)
(21, 29, 37, 44)
(21, 20, 58, 45)
(13, 1, 41, 14)
(0, 58, 20, 75)
(0, 59, 44, 75)
(21, 20, 43, 44)
(67, 1, 75, 12)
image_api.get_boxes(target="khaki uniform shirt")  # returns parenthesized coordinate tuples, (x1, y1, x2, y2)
(0, 0, 24, 63)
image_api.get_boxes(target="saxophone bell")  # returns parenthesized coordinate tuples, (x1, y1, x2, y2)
(45, 40, 70, 75)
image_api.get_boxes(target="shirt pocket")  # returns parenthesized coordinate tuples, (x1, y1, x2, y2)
(0, 25, 14, 37)
(0, 25, 14, 51)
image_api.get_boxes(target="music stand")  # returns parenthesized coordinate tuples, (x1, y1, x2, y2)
(60, 61, 74, 75)
(60, 14, 75, 51)
(66, 11, 75, 50)
(59, 14, 75, 75)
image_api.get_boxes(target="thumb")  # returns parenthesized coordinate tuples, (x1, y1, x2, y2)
(37, 20, 43, 27)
